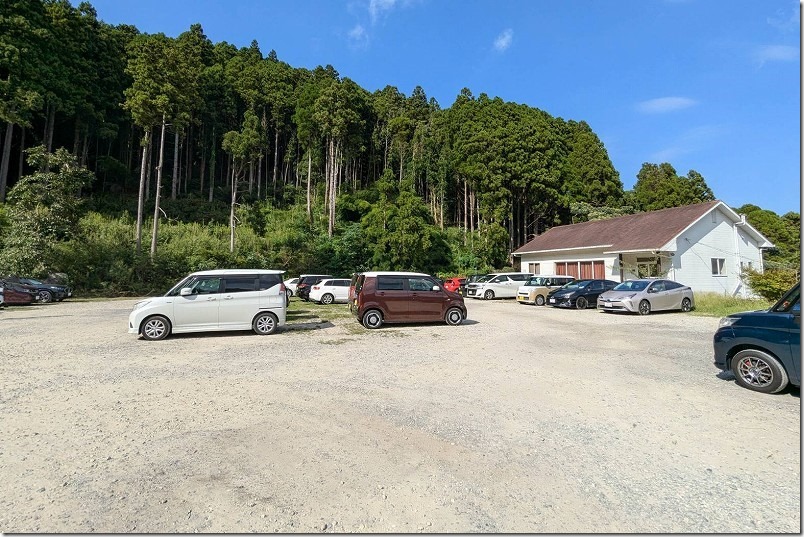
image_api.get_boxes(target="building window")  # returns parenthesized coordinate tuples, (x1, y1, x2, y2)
(636, 257, 660, 278)
(711, 258, 725, 276)
(528, 263, 540, 274)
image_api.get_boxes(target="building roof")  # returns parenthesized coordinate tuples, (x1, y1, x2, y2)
(513, 201, 774, 255)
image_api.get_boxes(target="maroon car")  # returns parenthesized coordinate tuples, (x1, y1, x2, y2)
(350, 271, 467, 329)
(0, 280, 36, 306)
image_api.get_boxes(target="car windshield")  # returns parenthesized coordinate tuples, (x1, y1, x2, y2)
(613, 280, 649, 291)
(475, 275, 492, 283)
(561, 281, 589, 290)
(525, 276, 549, 286)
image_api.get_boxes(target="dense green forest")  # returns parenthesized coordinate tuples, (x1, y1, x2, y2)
(0, 0, 798, 294)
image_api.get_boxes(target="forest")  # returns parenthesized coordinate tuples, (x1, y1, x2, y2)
(0, 0, 799, 295)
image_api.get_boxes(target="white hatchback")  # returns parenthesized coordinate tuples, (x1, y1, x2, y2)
(308, 278, 351, 304)
(128, 269, 287, 340)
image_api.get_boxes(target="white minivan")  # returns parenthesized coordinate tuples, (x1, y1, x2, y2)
(464, 272, 533, 299)
(128, 269, 287, 340)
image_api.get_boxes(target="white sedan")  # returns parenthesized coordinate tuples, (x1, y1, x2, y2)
(284, 277, 299, 297)
(308, 278, 351, 305)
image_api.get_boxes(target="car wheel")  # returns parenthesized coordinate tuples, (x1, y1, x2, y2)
(321, 293, 334, 305)
(38, 290, 53, 303)
(287, 288, 294, 297)
(575, 297, 588, 309)
(445, 307, 464, 326)
(252, 312, 278, 335)
(141, 315, 170, 341)
(535, 295, 545, 306)
(362, 309, 383, 329)
(681, 298, 692, 312)
(638, 300, 651, 315)
(731, 349, 789, 394)
(483, 290, 495, 300)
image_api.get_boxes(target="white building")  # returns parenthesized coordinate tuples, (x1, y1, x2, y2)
(511, 201, 774, 297)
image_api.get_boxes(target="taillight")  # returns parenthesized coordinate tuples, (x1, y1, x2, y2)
(312, 285, 320, 290)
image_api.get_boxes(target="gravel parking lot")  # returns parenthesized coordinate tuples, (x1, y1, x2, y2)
(0, 297, 800, 533)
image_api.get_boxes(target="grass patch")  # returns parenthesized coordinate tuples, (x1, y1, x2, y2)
(691, 292, 771, 317)
(287, 299, 354, 320)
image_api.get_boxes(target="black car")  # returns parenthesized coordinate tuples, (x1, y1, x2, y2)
(713, 282, 800, 394)
(546, 279, 618, 309)
(295, 274, 333, 301)
(12, 277, 72, 303)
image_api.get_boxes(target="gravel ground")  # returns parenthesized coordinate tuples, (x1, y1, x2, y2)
(0, 297, 800, 533)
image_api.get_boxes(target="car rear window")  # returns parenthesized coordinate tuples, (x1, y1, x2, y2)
(259, 274, 282, 290)
(377, 276, 405, 290)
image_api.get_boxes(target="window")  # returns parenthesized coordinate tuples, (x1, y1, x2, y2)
(510, 274, 530, 281)
(664, 280, 682, 290)
(377, 276, 404, 290)
(335, 279, 350, 287)
(224, 276, 258, 293)
(711, 258, 725, 276)
(649, 281, 666, 292)
(590, 281, 603, 291)
(636, 257, 660, 278)
(408, 277, 434, 291)
(259, 274, 282, 290)
(190, 277, 222, 294)
(528, 263, 540, 274)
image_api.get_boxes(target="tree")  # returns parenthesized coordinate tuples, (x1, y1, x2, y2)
(631, 162, 715, 211)
(222, 109, 260, 252)
(0, 146, 92, 275)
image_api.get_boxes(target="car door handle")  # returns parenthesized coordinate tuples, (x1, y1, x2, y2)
(207, 297, 217, 301)
(223, 296, 234, 300)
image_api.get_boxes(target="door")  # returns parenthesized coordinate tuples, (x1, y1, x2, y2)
(646, 280, 672, 310)
(334, 279, 351, 302)
(408, 276, 446, 320)
(219, 275, 260, 329)
(173, 276, 222, 330)
(375, 276, 411, 320)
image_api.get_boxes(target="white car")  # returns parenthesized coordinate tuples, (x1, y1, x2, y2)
(128, 269, 287, 340)
(308, 278, 351, 305)
(284, 277, 300, 297)
(464, 272, 533, 299)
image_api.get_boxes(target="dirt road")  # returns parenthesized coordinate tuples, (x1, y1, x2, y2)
(0, 298, 799, 532)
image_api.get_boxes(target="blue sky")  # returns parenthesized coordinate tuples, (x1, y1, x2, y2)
(83, 0, 801, 215)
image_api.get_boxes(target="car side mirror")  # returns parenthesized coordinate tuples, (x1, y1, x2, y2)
(180, 287, 193, 296)
(432, 285, 441, 292)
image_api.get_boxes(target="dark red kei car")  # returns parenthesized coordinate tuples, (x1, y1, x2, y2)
(0, 280, 36, 306)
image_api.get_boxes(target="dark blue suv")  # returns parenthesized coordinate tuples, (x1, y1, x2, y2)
(713, 282, 800, 394)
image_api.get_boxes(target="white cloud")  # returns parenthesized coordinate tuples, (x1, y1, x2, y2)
(767, 5, 799, 33)
(636, 97, 698, 114)
(369, 0, 397, 23)
(753, 44, 798, 66)
(348, 24, 369, 49)
(493, 29, 513, 52)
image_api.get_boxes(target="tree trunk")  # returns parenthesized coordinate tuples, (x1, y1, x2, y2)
(171, 129, 179, 200)
(151, 116, 167, 259)
(256, 154, 262, 199)
(208, 128, 216, 203)
(0, 122, 13, 202)
(306, 149, 312, 221)
(272, 127, 279, 198)
(18, 126, 25, 181)
(230, 166, 237, 253)
(135, 128, 151, 255)
(45, 103, 55, 154)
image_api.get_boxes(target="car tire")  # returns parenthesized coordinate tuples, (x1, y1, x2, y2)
(638, 300, 651, 315)
(731, 349, 789, 394)
(287, 288, 294, 297)
(483, 290, 495, 300)
(535, 295, 545, 306)
(252, 312, 278, 335)
(321, 293, 334, 305)
(575, 297, 588, 309)
(681, 298, 692, 312)
(141, 315, 170, 341)
(362, 309, 383, 329)
(445, 307, 464, 326)
(38, 290, 53, 303)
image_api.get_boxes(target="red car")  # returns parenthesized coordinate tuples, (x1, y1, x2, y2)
(443, 277, 466, 294)
(0, 280, 36, 306)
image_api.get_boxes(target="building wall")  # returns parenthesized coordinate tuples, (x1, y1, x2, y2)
(518, 251, 622, 281)
(665, 207, 763, 296)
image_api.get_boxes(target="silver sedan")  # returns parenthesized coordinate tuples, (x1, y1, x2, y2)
(597, 279, 695, 315)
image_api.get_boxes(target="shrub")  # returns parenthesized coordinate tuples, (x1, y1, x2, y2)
(743, 269, 799, 302)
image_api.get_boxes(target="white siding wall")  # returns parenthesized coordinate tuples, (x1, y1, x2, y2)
(671, 207, 764, 297)
(519, 251, 622, 280)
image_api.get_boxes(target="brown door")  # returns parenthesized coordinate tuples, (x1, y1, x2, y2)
(407, 276, 446, 320)
(579, 261, 593, 279)
(593, 260, 605, 279)
(374, 276, 411, 320)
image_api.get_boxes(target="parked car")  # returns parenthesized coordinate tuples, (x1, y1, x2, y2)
(547, 279, 618, 309)
(350, 271, 467, 329)
(128, 269, 287, 341)
(12, 277, 72, 303)
(459, 274, 484, 296)
(713, 282, 800, 394)
(0, 279, 36, 305)
(443, 277, 466, 294)
(284, 277, 300, 297)
(465, 272, 533, 300)
(295, 274, 334, 301)
(516, 274, 576, 306)
(597, 278, 694, 315)
(309, 278, 351, 304)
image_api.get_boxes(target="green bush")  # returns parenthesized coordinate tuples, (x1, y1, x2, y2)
(743, 269, 799, 302)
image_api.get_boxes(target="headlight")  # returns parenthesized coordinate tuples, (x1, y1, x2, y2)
(718, 317, 738, 328)
(132, 300, 151, 311)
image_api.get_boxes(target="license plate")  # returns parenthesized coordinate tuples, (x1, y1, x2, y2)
(549, 298, 555, 303)
(605, 301, 611, 306)
(516, 296, 524, 301)
(468, 290, 475, 295)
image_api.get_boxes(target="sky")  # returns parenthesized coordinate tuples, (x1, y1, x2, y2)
(81, 0, 801, 215)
